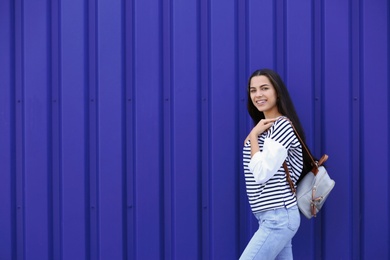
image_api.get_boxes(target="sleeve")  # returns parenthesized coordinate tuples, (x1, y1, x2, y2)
(268, 118, 295, 148)
(248, 138, 288, 184)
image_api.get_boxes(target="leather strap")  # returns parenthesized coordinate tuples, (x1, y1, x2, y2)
(284, 119, 318, 173)
(283, 118, 328, 174)
(283, 162, 296, 194)
(282, 118, 328, 194)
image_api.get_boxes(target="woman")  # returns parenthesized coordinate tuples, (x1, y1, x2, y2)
(240, 69, 312, 259)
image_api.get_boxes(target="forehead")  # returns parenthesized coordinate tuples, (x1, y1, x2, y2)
(250, 75, 272, 87)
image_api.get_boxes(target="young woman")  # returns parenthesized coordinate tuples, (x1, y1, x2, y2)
(240, 69, 312, 259)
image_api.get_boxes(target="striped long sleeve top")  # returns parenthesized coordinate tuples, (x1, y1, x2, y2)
(243, 116, 303, 213)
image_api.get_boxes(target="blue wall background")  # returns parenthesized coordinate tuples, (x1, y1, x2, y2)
(0, 0, 389, 259)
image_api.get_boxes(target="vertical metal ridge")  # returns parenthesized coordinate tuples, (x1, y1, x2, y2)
(312, 0, 324, 258)
(83, 1, 90, 259)
(122, 1, 130, 259)
(199, 0, 210, 257)
(319, 1, 326, 258)
(311, 0, 322, 153)
(350, 0, 362, 259)
(236, 0, 249, 256)
(162, 0, 173, 258)
(120, 1, 126, 258)
(86, 0, 99, 258)
(157, 1, 166, 258)
(358, 1, 365, 259)
(318, 1, 326, 258)
(8, 0, 17, 258)
(14, 0, 25, 259)
(387, 2, 390, 256)
(124, 0, 135, 259)
(49, 0, 62, 259)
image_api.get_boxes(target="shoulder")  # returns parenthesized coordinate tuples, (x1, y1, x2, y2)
(267, 116, 294, 138)
(272, 116, 292, 131)
(268, 117, 297, 146)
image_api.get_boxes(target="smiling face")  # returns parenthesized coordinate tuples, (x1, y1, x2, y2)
(249, 75, 280, 118)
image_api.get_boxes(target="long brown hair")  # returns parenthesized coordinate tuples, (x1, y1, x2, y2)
(247, 69, 313, 182)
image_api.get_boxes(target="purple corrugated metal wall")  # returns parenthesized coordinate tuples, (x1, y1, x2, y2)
(0, 0, 389, 259)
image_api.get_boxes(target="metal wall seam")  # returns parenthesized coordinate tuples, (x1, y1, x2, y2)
(157, 2, 165, 255)
(313, 0, 324, 258)
(14, 0, 25, 258)
(199, 0, 210, 258)
(312, 0, 323, 158)
(120, 1, 128, 258)
(386, 2, 390, 256)
(124, 0, 135, 258)
(162, 0, 173, 258)
(49, 0, 61, 258)
(236, 0, 249, 255)
(87, 0, 99, 258)
(350, 0, 362, 258)
(0, 1, 16, 259)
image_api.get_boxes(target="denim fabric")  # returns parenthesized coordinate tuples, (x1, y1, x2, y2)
(240, 205, 300, 260)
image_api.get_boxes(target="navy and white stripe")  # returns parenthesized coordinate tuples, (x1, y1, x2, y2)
(243, 117, 303, 213)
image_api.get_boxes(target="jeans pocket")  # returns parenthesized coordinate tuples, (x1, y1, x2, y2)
(287, 206, 300, 232)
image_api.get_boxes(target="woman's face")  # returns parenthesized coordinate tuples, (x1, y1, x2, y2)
(249, 75, 279, 117)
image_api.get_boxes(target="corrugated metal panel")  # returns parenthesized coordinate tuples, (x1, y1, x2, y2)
(0, 0, 389, 259)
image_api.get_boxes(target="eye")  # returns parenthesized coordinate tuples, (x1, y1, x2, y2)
(249, 88, 256, 93)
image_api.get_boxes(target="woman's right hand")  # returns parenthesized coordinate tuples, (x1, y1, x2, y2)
(244, 118, 277, 145)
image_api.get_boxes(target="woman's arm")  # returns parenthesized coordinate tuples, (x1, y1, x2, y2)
(244, 118, 277, 157)
(248, 139, 288, 183)
(245, 117, 291, 184)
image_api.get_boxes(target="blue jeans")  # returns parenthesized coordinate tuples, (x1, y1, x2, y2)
(240, 205, 300, 260)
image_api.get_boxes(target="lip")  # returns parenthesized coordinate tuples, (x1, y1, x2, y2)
(255, 99, 266, 105)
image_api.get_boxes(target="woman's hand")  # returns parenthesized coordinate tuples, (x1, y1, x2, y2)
(244, 118, 278, 146)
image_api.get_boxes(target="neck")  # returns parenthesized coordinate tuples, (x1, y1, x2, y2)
(264, 111, 282, 119)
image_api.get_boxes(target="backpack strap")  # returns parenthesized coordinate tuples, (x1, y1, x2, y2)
(284, 162, 296, 194)
(282, 118, 329, 193)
